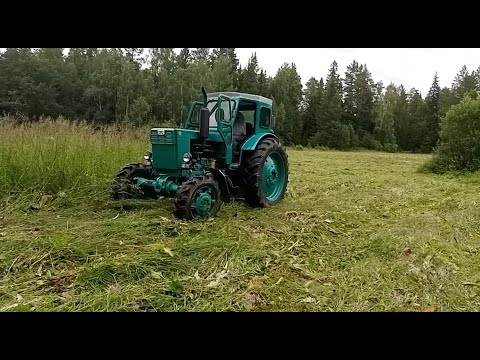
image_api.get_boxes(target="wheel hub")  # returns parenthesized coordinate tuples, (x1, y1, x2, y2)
(192, 187, 216, 219)
(268, 167, 277, 185)
(196, 193, 212, 213)
(261, 152, 286, 202)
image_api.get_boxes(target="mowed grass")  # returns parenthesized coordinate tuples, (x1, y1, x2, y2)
(1, 118, 480, 312)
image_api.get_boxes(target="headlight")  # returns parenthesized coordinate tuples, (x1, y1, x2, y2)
(182, 153, 192, 163)
(144, 151, 152, 161)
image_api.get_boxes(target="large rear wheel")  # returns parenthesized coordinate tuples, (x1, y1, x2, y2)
(242, 137, 289, 207)
(174, 175, 222, 220)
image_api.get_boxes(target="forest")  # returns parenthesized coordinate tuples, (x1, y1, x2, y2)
(0, 48, 479, 152)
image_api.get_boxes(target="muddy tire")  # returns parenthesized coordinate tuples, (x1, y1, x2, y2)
(174, 174, 222, 220)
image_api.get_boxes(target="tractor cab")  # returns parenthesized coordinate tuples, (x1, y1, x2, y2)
(184, 92, 274, 165)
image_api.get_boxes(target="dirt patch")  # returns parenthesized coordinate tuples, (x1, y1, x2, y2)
(48, 270, 76, 292)
(243, 292, 263, 306)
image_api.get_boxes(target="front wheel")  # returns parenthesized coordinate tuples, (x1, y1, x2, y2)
(242, 137, 289, 207)
(174, 175, 223, 221)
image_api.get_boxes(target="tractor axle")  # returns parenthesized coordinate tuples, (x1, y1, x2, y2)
(135, 175, 179, 197)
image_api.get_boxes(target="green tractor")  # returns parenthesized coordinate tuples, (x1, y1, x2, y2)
(112, 88, 289, 220)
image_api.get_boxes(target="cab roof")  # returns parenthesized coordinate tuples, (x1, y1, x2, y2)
(207, 92, 273, 106)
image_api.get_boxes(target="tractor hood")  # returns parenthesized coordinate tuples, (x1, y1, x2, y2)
(150, 127, 224, 145)
(150, 127, 223, 176)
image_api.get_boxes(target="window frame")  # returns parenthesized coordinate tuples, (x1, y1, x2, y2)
(259, 106, 271, 129)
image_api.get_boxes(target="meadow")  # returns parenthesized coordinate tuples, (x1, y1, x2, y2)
(1, 118, 480, 312)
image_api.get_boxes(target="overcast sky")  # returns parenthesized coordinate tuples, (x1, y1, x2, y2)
(232, 48, 480, 96)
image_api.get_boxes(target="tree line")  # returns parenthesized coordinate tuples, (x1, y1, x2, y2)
(0, 48, 479, 152)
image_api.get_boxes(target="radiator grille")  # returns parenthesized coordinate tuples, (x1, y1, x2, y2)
(151, 129, 174, 144)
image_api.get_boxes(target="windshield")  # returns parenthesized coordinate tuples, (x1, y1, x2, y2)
(207, 101, 217, 127)
(189, 99, 236, 127)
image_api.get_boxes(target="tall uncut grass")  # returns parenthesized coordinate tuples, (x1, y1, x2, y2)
(0, 117, 150, 200)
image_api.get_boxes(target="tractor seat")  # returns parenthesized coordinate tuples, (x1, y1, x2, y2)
(246, 122, 253, 137)
(233, 112, 247, 161)
(233, 112, 247, 144)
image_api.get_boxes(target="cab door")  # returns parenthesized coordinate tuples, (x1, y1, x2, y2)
(215, 95, 235, 164)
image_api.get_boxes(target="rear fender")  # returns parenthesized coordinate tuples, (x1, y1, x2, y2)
(233, 133, 279, 167)
(240, 133, 279, 151)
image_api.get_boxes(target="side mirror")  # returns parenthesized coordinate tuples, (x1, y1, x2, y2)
(199, 107, 210, 140)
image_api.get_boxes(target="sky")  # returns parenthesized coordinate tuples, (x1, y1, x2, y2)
(232, 48, 480, 96)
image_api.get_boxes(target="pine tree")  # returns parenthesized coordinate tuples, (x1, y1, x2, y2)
(211, 48, 240, 91)
(315, 61, 348, 148)
(258, 69, 270, 98)
(342, 60, 376, 140)
(406, 88, 428, 152)
(225, 48, 240, 89)
(423, 72, 441, 151)
(452, 65, 478, 101)
(316, 77, 325, 134)
(391, 85, 409, 151)
(270, 63, 303, 145)
(342, 60, 360, 126)
(355, 64, 376, 135)
(302, 77, 321, 145)
(238, 53, 260, 94)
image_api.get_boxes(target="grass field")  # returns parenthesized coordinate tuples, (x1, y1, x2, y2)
(1, 118, 480, 312)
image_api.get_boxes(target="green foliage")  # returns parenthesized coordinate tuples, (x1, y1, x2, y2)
(312, 61, 344, 148)
(238, 53, 260, 95)
(212, 56, 234, 92)
(272, 102, 287, 142)
(425, 96, 480, 173)
(373, 84, 398, 151)
(440, 87, 458, 118)
(406, 88, 429, 152)
(343, 60, 376, 134)
(452, 65, 479, 102)
(0, 48, 478, 154)
(302, 77, 322, 145)
(270, 63, 303, 145)
(177, 48, 191, 69)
